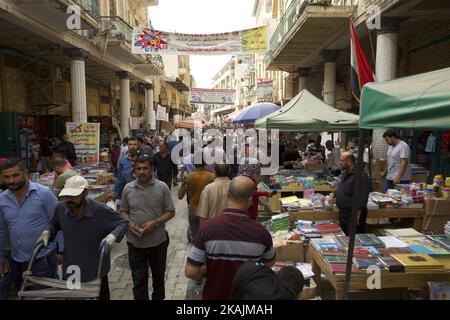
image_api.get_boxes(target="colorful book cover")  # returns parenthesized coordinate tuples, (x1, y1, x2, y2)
(378, 247, 412, 256)
(408, 245, 434, 255)
(325, 256, 348, 264)
(353, 258, 386, 270)
(330, 264, 359, 273)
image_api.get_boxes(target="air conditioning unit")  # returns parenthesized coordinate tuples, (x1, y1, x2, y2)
(37, 66, 62, 81)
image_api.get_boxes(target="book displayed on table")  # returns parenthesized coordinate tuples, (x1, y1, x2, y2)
(310, 231, 450, 275)
(390, 254, 445, 272)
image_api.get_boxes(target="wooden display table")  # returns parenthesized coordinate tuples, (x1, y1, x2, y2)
(288, 208, 425, 231)
(310, 244, 450, 300)
(270, 184, 337, 211)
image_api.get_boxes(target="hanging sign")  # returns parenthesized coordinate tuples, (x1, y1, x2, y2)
(132, 26, 267, 55)
(66, 123, 100, 164)
(156, 105, 167, 121)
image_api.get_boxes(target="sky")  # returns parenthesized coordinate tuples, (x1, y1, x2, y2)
(148, 0, 256, 88)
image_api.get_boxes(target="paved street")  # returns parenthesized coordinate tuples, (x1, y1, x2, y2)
(108, 185, 200, 300)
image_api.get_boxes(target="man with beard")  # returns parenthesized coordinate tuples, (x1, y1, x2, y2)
(37, 175, 128, 300)
(114, 136, 141, 203)
(0, 158, 59, 296)
(334, 152, 370, 235)
(152, 142, 178, 190)
(120, 154, 175, 300)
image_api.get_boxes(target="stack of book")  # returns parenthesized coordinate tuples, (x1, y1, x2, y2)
(315, 223, 344, 236)
(296, 226, 322, 239)
(426, 235, 450, 251)
(390, 254, 445, 273)
(294, 263, 315, 280)
(384, 228, 424, 238)
(271, 213, 292, 233)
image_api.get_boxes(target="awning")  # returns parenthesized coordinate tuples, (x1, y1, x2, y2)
(255, 89, 359, 132)
(360, 67, 450, 130)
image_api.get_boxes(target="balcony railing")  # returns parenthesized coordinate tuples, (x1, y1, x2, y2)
(147, 54, 165, 70)
(265, 0, 358, 66)
(99, 16, 133, 44)
(73, 0, 100, 21)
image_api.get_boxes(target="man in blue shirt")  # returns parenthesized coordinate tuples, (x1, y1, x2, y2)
(114, 137, 140, 202)
(0, 158, 59, 295)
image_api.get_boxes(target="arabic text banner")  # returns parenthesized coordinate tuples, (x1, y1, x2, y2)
(66, 122, 100, 165)
(132, 26, 267, 55)
(190, 88, 236, 105)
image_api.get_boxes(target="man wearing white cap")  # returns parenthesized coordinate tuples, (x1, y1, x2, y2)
(37, 175, 128, 300)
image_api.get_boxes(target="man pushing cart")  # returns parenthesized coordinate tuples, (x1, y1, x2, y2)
(21, 176, 128, 300)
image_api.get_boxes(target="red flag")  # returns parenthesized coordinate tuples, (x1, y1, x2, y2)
(350, 18, 374, 102)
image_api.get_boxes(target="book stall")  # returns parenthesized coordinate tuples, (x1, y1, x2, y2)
(34, 161, 114, 203)
(266, 170, 338, 211)
(337, 67, 450, 299)
(309, 229, 450, 300)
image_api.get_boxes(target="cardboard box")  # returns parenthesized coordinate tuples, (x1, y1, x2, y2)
(411, 172, 428, 183)
(422, 216, 448, 234)
(275, 240, 305, 262)
(299, 279, 318, 300)
(424, 199, 450, 216)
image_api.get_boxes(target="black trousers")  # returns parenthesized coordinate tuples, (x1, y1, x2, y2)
(127, 235, 169, 300)
(339, 208, 368, 236)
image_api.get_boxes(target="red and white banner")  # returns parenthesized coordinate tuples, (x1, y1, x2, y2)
(190, 88, 236, 105)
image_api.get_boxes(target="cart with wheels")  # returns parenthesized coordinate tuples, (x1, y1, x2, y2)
(18, 240, 110, 300)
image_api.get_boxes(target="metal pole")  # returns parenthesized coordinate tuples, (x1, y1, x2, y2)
(343, 128, 367, 299)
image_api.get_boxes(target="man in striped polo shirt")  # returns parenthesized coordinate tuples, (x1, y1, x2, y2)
(185, 176, 276, 300)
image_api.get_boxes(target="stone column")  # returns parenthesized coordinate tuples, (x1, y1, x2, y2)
(373, 18, 400, 160)
(296, 67, 311, 92)
(117, 71, 130, 137)
(65, 48, 88, 122)
(284, 72, 295, 100)
(144, 83, 156, 130)
(320, 50, 341, 107)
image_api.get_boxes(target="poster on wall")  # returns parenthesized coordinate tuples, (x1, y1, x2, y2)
(256, 79, 273, 100)
(132, 26, 267, 55)
(156, 105, 167, 121)
(190, 88, 236, 105)
(66, 122, 100, 164)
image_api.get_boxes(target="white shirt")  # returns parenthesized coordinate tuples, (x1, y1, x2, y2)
(387, 140, 412, 181)
(326, 147, 341, 171)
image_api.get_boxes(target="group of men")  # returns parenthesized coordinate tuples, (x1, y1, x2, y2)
(0, 127, 412, 300)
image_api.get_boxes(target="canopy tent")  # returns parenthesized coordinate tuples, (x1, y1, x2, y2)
(255, 89, 359, 132)
(175, 117, 208, 129)
(360, 67, 450, 130)
(232, 102, 280, 125)
(343, 67, 450, 300)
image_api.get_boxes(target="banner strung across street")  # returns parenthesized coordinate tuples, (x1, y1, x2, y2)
(66, 122, 100, 164)
(190, 88, 236, 105)
(132, 26, 267, 55)
(256, 79, 274, 100)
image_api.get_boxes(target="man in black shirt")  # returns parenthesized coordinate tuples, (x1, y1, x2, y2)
(153, 142, 177, 190)
(334, 151, 370, 235)
(38, 175, 128, 300)
(281, 143, 301, 169)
